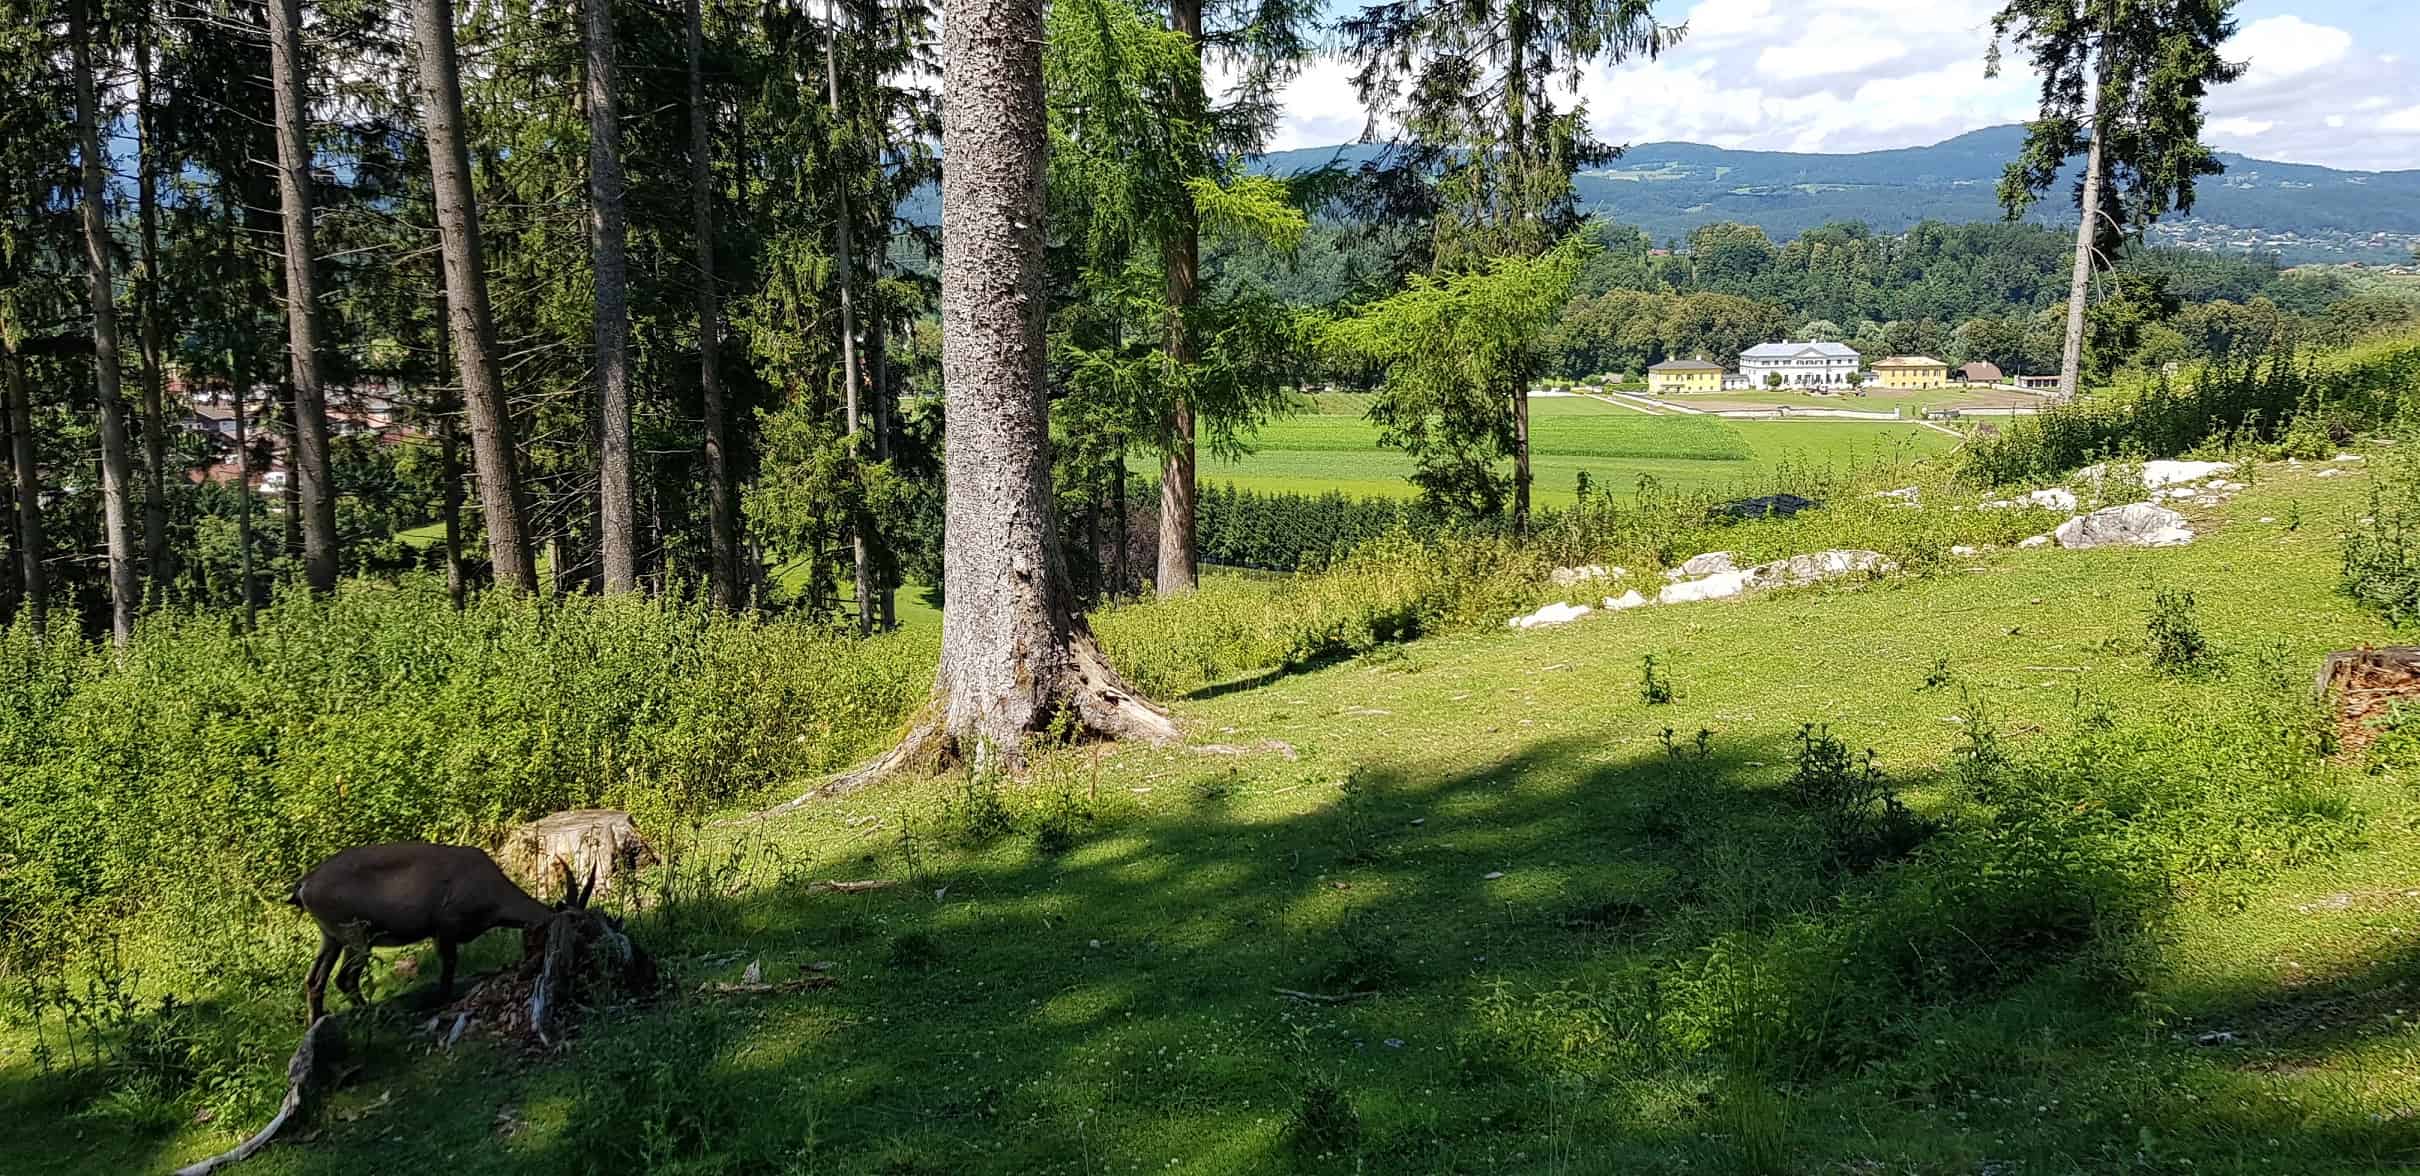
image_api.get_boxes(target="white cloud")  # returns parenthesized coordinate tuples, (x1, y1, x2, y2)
(1259, 2, 2419, 171)
(2229, 15, 2351, 83)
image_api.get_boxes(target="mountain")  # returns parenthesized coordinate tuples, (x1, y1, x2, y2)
(1247, 126, 2420, 265)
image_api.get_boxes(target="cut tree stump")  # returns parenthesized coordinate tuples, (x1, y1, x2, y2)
(440, 907, 657, 1048)
(2314, 646, 2420, 755)
(495, 809, 658, 899)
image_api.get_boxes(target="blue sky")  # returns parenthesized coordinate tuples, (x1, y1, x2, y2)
(1254, 0, 2419, 170)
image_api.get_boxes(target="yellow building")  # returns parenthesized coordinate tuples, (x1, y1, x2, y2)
(1646, 358, 1724, 395)
(1871, 355, 1950, 390)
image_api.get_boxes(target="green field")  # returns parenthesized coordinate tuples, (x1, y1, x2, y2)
(1196, 394, 1957, 501)
(19, 454, 2419, 1173)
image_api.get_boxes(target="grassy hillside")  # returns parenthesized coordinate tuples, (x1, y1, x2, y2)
(12, 448, 2420, 1174)
(1194, 395, 1957, 501)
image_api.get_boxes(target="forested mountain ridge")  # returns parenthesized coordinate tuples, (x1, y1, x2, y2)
(1251, 125, 2420, 263)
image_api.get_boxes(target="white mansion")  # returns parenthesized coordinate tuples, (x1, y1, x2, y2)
(1738, 341, 1860, 388)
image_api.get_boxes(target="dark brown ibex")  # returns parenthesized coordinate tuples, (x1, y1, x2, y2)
(289, 842, 593, 1022)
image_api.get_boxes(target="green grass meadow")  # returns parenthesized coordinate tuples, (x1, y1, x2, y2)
(1194, 394, 1958, 502)
(15, 452, 2420, 1173)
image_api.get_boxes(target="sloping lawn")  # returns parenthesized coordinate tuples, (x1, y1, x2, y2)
(11, 455, 2418, 1174)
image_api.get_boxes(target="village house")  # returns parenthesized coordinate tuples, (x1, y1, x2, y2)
(1739, 341, 1860, 388)
(1645, 357, 1723, 395)
(1871, 355, 1950, 389)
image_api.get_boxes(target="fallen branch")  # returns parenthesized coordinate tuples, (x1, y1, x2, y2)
(808, 878, 898, 894)
(1273, 988, 1377, 1005)
(173, 1015, 343, 1176)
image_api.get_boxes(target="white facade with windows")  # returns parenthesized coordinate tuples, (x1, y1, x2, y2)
(1739, 341, 1861, 388)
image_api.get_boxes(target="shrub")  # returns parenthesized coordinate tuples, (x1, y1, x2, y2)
(1960, 334, 2420, 486)
(1639, 654, 1674, 705)
(1786, 724, 1930, 869)
(0, 579, 930, 974)
(2146, 587, 2210, 673)
(2343, 444, 2420, 623)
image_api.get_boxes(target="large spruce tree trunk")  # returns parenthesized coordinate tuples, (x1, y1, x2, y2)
(4, 353, 41, 632)
(930, 0, 1175, 755)
(785, 0, 1174, 803)
(412, 0, 537, 593)
(687, 0, 739, 612)
(72, 0, 139, 647)
(1154, 0, 1203, 598)
(265, 0, 343, 592)
(135, 20, 171, 599)
(587, 0, 637, 593)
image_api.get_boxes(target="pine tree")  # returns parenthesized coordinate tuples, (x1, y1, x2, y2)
(1991, 0, 2244, 399)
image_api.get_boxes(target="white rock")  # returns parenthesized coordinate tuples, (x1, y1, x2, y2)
(2335, 453, 2364, 462)
(2025, 488, 2078, 512)
(1666, 551, 1737, 580)
(1658, 570, 1755, 604)
(2258, 516, 2276, 523)
(2082, 459, 2233, 489)
(2017, 534, 2052, 549)
(2317, 468, 2346, 479)
(1749, 549, 1895, 587)
(1875, 486, 1922, 506)
(1549, 564, 1611, 587)
(1507, 601, 1591, 629)
(2052, 502, 2195, 549)
(2159, 487, 2199, 500)
(1602, 589, 1649, 611)
(1951, 545, 1982, 556)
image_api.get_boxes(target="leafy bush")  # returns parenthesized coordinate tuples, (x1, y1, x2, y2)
(1785, 724, 1931, 868)
(1639, 653, 1674, 705)
(1961, 334, 2420, 486)
(2343, 444, 2420, 624)
(2146, 587, 2210, 673)
(0, 579, 930, 972)
(1094, 531, 1549, 696)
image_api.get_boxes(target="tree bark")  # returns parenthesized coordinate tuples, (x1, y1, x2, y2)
(434, 281, 465, 608)
(687, 0, 738, 612)
(222, 172, 258, 625)
(231, 333, 258, 624)
(72, 0, 139, 647)
(1512, 365, 1531, 537)
(412, 0, 537, 593)
(265, 0, 342, 591)
(826, 3, 871, 634)
(1154, 0, 1203, 598)
(929, 0, 1173, 755)
(135, 17, 171, 600)
(4, 353, 42, 632)
(587, 0, 637, 593)
(2057, 127, 2106, 402)
(870, 304, 894, 628)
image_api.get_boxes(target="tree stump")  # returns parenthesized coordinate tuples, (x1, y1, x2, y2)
(495, 809, 658, 899)
(2314, 646, 2420, 755)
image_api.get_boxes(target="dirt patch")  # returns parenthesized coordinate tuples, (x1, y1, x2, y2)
(2315, 647, 2420, 755)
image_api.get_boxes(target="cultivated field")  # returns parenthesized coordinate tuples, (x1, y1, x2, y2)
(1195, 393, 1959, 501)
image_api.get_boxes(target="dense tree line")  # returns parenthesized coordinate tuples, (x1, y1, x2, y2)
(3, 0, 2403, 762)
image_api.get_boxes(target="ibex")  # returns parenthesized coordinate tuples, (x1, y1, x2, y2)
(289, 842, 594, 1022)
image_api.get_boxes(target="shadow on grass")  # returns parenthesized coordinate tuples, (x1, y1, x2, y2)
(10, 728, 2420, 1173)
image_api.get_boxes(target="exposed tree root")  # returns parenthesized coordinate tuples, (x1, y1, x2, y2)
(748, 654, 1179, 816)
(173, 1014, 344, 1176)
